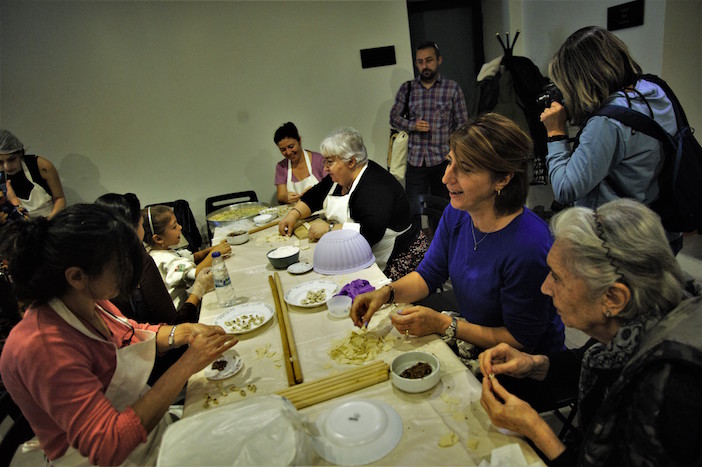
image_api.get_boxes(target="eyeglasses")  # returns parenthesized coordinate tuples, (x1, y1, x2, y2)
(323, 157, 339, 168)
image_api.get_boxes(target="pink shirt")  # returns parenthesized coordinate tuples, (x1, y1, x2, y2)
(274, 150, 326, 186)
(0, 300, 161, 464)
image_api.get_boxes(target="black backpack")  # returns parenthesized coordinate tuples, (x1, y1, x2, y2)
(593, 74, 702, 232)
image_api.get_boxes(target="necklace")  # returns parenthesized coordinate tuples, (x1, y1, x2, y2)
(470, 218, 490, 251)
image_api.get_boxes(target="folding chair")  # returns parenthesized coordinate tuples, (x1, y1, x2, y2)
(205, 191, 258, 239)
(418, 194, 449, 240)
(0, 391, 35, 467)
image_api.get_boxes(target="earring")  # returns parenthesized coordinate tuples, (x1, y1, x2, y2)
(496, 189, 502, 196)
(604, 310, 612, 318)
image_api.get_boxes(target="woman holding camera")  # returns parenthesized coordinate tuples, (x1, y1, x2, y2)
(540, 26, 680, 251)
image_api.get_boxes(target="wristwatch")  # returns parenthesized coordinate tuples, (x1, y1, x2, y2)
(443, 317, 457, 339)
(328, 223, 335, 232)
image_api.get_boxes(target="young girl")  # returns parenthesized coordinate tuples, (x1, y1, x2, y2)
(143, 205, 230, 308)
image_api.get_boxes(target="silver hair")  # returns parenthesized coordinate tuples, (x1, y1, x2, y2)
(0, 130, 24, 155)
(319, 127, 368, 164)
(550, 198, 685, 320)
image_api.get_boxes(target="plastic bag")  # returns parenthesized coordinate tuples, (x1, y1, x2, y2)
(157, 395, 314, 466)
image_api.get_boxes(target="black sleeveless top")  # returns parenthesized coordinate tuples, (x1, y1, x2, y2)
(1, 155, 52, 199)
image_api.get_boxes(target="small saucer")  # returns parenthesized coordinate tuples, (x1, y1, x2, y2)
(287, 261, 313, 275)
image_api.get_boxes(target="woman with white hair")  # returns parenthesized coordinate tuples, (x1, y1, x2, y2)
(480, 198, 702, 465)
(279, 127, 427, 281)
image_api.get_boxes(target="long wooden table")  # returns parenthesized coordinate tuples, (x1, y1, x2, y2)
(183, 223, 544, 465)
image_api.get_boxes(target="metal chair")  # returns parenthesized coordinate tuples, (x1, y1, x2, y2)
(417, 194, 449, 240)
(0, 391, 35, 467)
(205, 191, 258, 239)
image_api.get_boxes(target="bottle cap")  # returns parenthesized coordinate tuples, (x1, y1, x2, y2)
(212, 251, 221, 258)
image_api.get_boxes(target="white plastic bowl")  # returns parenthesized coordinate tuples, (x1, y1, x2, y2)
(390, 351, 441, 393)
(253, 213, 275, 226)
(326, 295, 352, 319)
(313, 230, 375, 275)
(226, 229, 249, 245)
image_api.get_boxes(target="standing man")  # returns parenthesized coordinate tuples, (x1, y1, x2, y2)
(390, 41, 468, 230)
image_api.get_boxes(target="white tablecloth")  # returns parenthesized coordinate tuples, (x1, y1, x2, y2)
(182, 224, 544, 465)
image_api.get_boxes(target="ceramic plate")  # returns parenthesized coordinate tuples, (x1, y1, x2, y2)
(287, 262, 313, 275)
(311, 399, 402, 465)
(284, 280, 337, 308)
(204, 354, 243, 381)
(213, 302, 275, 334)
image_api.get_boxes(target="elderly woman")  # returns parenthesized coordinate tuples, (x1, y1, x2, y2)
(0, 129, 66, 219)
(279, 127, 428, 281)
(0, 204, 236, 465)
(541, 26, 680, 251)
(352, 114, 564, 371)
(274, 122, 326, 204)
(480, 199, 701, 465)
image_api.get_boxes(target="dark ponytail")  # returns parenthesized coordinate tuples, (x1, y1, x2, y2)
(0, 204, 142, 304)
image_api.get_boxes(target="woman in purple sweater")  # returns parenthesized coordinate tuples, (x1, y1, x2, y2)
(352, 114, 564, 366)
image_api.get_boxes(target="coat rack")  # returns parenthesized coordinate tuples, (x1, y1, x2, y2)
(495, 30, 520, 57)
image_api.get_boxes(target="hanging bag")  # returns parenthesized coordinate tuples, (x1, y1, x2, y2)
(388, 81, 412, 181)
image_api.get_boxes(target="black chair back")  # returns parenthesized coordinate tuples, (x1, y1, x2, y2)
(0, 391, 35, 467)
(146, 199, 203, 252)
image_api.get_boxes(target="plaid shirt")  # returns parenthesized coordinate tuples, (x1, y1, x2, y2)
(390, 75, 468, 167)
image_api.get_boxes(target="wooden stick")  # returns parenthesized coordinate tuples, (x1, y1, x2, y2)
(248, 219, 280, 234)
(277, 369, 389, 410)
(268, 275, 295, 387)
(274, 272, 303, 384)
(277, 361, 387, 398)
(283, 370, 389, 403)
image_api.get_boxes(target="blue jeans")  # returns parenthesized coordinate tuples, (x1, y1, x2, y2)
(405, 160, 449, 231)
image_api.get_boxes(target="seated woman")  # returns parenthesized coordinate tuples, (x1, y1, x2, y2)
(480, 198, 701, 465)
(144, 204, 230, 309)
(0, 129, 66, 219)
(274, 122, 326, 204)
(278, 126, 428, 281)
(351, 114, 564, 368)
(96, 193, 214, 384)
(0, 204, 237, 465)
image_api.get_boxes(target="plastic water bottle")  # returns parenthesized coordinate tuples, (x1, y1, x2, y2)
(211, 251, 237, 307)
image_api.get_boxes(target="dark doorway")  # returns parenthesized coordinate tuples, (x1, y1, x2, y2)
(406, 0, 484, 104)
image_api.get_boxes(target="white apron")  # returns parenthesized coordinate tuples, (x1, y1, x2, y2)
(16, 159, 53, 218)
(46, 298, 168, 466)
(322, 165, 407, 270)
(286, 150, 320, 194)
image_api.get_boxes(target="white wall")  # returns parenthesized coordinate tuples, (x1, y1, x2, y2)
(0, 1, 413, 230)
(482, 0, 702, 209)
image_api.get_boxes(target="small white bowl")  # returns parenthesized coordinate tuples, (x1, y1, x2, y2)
(259, 207, 279, 217)
(253, 213, 275, 226)
(226, 229, 249, 245)
(326, 295, 352, 319)
(391, 351, 441, 393)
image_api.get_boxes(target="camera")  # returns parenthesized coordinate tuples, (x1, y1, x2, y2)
(0, 202, 24, 221)
(536, 82, 564, 109)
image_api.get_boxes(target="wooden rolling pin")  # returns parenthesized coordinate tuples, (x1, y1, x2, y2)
(276, 360, 389, 409)
(268, 275, 296, 387)
(274, 272, 303, 384)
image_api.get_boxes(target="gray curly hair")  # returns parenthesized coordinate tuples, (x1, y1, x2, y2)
(550, 199, 685, 320)
(319, 127, 368, 164)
